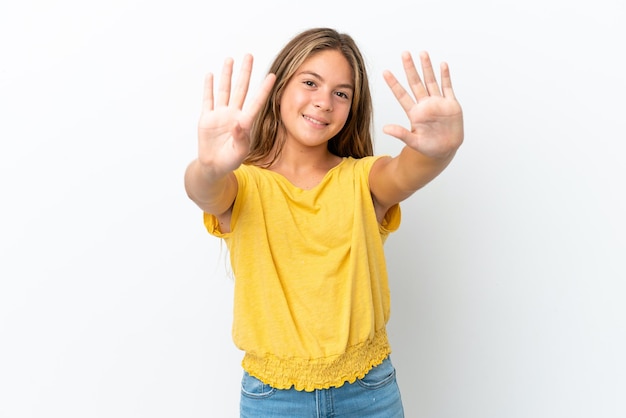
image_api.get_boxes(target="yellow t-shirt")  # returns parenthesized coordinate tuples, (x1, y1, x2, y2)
(204, 156, 401, 391)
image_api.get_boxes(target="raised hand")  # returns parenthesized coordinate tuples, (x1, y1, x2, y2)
(382, 51, 464, 160)
(197, 55, 276, 178)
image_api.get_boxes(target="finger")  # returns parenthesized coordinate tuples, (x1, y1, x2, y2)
(201, 73, 214, 112)
(231, 54, 253, 109)
(241, 73, 277, 126)
(401, 51, 428, 101)
(382, 124, 412, 144)
(229, 122, 247, 144)
(216, 57, 234, 107)
(440, 62, 457, 99)
(383, 69, 416, 115)
(419, 51, 442, 96)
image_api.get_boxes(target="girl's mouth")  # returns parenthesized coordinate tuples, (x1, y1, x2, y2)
(303, 115, 328, 126)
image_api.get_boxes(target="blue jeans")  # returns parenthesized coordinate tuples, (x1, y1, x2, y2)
(240, 356, 404, 418)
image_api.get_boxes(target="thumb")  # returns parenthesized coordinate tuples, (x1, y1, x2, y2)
(230, 122, 251, 149)
(383, 124, 411, 143)
(230, 121, 244, 140)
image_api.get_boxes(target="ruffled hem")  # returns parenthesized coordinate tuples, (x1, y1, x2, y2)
(241, 328, 391, 392)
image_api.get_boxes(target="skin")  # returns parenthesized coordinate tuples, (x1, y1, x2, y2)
(184, 49, 464, 231)
(267, 50, 353, 191)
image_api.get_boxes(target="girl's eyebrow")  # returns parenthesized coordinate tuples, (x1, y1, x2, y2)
(298, 70, 354, 90)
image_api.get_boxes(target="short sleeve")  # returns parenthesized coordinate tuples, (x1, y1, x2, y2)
(203, 211, 228, 238)
(201, 164, 253, 238)
(379, 203, 401, 239)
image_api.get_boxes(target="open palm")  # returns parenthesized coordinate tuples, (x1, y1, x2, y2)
(197, 55, 275, 176)
(383, 51, 464, 159)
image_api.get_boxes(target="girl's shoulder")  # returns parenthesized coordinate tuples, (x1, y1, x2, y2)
(343, 155, 388, 173)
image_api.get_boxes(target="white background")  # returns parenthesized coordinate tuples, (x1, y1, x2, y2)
(1, 0, 625, 417)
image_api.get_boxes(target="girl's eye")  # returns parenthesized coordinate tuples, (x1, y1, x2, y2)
(304, 80, 316, 87)
(336, 91, 350, 100)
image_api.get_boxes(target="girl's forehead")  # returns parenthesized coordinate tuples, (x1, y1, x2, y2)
(301, 49, 348, 66)
(295, 50, 354, 82)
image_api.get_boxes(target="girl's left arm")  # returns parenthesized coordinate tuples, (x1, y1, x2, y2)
(369, 51, 464, 216)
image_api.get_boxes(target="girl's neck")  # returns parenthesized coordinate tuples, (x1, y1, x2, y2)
(276, 152, 339, 171)
(264, 145, 343, 190)
(266, 138, 341, 173)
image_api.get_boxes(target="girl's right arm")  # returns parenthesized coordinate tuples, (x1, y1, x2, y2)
(184, 55, 276, 218)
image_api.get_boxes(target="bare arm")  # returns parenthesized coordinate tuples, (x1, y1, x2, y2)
(184, 160, 239, 217)
(184, 55, 276, 218)
(370, 51, 464, 217)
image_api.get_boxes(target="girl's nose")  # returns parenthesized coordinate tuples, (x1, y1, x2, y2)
(313, 91, 333, 111)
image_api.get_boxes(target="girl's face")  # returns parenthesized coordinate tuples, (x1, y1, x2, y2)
(278, 49, 354, 152)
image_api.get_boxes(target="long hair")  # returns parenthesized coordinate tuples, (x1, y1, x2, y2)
(245, 28, 374, 167)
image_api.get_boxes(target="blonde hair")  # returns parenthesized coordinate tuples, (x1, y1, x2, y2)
(245, 28, 374, 167)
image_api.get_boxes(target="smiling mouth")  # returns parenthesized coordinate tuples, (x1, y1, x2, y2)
(303, 115, 328, 126)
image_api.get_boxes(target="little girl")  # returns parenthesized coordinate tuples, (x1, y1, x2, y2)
(185, 27, 463, 418)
